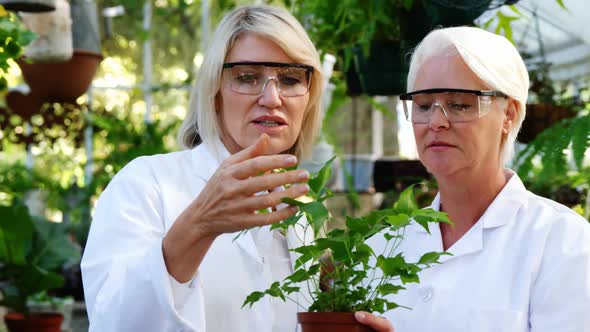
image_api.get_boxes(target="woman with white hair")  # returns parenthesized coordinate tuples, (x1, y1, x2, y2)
(81, 5, 391, 332)
(371, 26, 590, 331)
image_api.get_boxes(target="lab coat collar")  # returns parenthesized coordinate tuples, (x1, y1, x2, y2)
(415, 170, 526, 234)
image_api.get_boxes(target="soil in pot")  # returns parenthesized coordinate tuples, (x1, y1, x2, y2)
(298, 312, 376, 332)
(4, 312, 64, 332)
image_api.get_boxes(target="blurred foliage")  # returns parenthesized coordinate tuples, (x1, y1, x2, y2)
(0, 8, 36, 91)
(0, 200, 81, 314)
(514, 86, 590, 219)
(291, 0, 412, 69)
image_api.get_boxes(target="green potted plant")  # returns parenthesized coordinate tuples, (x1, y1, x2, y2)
(0, 200, 81, 332)
(27, 291, 75, 332)
(0, 6, 36, 91)
(294, 0, 495, 96)
(517, 57, 576, 143)
(242, 160, 452, 331)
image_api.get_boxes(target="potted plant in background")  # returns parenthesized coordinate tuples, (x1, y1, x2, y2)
(517, 57, 576, 143)
(0, 200, 81, 332)
(0, 5, 36, 91)
(242, 160, 452, 331)
(295, 0, 497, 96)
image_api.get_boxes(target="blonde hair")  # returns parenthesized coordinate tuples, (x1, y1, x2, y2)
(177, 5, 323, 159)
(407, 27, 529, 165)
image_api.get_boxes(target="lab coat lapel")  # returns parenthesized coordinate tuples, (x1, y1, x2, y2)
(233, 230, 262, 264)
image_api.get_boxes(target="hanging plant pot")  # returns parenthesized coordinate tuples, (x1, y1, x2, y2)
(517, 103, 575, 143)
(20, 0, 73, 62)
(4, 312, 63, 332)
(345, 40, 413, 96)
(70, 0, 101, 54)
(422, 0, 492, 26)
(16, 49, 103, 102)
(0, 0, 55, 12)
(298, 312, 376, 332)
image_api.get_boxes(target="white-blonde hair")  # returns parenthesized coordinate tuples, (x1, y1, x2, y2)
(407, 26, 529, 164)
(177, 5, 323, 159)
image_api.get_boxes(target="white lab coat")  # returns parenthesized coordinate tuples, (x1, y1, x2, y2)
(81, 138, 313, 332)
(372, 171, 590, 332)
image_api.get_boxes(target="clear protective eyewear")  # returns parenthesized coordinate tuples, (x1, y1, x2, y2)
(222, 62, 314, 97)
(399, 88, 508, 124)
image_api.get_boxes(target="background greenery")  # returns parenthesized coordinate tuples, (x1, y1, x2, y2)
(0, 2, 587, 324)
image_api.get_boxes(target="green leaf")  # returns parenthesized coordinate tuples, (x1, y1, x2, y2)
(287, 268, 310, 283)
(0, 203, 34, 265)
(272, 213, 303, 232)
(281, 197, 306, 207)
(301, 201, 329, 236)
(417, 251, 448, 265)
(555, 0, 566, 10)
(242, 291, 265, 308)
(571, 117, 590, 170)
(393, 185, 418, 214)
(385, 214, 410, 229)
(377, 283, 405, 296)
(308, 156, 335, 196)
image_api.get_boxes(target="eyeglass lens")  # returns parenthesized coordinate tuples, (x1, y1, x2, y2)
(403, 92, 492, 123)
(226, 64, 310, 97)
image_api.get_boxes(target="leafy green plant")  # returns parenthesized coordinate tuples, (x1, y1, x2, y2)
(0, 200, 81, 314)
(243, 159, 451, 313)
(89, 112, 177, 192)
(0, 7, 36, 91)
(293, 0, 413, 69)
(514, 108, 590, 218)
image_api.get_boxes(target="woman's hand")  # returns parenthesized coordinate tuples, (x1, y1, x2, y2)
(163, 134, 310, 282)
(186, 134, 310, 236)
(355, 311, 394, 332)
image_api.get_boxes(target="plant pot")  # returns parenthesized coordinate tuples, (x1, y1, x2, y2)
(298, 312, 376, 332)
(345, 40, 413, 96)
(0, 0, 55, 12)
(517, 103, 575, 143)
(16, 49, 103, 102)
(4, 312, 63, 332)
(422, 0, 492, 26)
(27, 297, 74, 332)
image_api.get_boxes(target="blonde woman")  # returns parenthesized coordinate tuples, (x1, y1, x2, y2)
(371, 27, 590, 332)
(82, 5, 391, 332)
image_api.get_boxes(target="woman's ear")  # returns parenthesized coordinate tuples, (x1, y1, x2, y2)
(503, 99, 518, 134)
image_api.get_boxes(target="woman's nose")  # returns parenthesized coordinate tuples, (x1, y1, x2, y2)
(428, 104, 451, 130)
(258, 78, 282, 108)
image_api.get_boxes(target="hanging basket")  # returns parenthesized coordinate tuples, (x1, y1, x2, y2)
(517, 103, 575, 143)
(298, 312, 376, 332)
(0, 0, 55, 12)
(345, 40, 414, 96)
(16, 49, 102, 102)
(422, 0, 492, 26)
